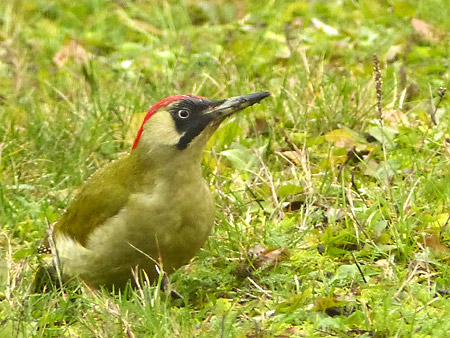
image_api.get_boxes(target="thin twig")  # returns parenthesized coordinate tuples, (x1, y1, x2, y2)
(247, 277, 272, 298)
(394, 263, 419, 299)
(430, 87, 447, 125)
(351, 168, 368, 207)
(351, 252, 367, 284)
(46, 220, 65, 295)
(440, 214, 450, 238)
(345, 183, 378, 248)
(245, 184, 265, 212)
(418, 86, 447, 152)
(415, 297, 441, 314)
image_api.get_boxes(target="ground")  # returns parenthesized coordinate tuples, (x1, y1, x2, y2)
(1, 0, 450, 337)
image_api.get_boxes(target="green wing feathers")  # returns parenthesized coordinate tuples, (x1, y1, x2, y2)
(54, 155, 139, 247)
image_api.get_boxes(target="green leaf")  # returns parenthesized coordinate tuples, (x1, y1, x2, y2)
(277, 184, 303, 197)
(220, 146, 258, 171)
(367, 124, 398, 147)
(393, 1, 416, 17)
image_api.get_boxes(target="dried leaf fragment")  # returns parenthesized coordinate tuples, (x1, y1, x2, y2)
(53, 40, 89, 67)
(411, 18, 442, 42)
(248, 244, 288, 270)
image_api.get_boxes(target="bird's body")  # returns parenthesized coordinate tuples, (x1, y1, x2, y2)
(39, 92, 270, 289)
(53, 150, 214, 288)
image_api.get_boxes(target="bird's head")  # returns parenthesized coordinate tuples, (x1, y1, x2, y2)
(132, 92, 270, 161)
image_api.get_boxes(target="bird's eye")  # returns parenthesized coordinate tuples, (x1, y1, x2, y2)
(178, 109, 190, 119)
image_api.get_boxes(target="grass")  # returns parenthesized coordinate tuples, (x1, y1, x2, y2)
(1, 0, 450, 336)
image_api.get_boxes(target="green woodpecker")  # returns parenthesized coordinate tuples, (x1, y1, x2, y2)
(38, 91, 270, 289)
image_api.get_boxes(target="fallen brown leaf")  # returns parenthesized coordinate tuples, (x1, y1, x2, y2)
(53, 40, 89, 67)
(280, 150, 302, 165)
(424, 234, 450, 259)
(411, 18, 442, 43)
(248, 244, 288, 270)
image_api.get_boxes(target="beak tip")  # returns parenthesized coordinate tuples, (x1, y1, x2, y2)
(249, 91, 271, 104)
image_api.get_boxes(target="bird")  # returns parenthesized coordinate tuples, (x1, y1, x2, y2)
(37, 91, 271, 290)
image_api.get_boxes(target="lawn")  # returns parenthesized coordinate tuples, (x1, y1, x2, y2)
(1, 0, 450, 337)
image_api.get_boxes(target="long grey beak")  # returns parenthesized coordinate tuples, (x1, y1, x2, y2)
(210, 91, 271, 120)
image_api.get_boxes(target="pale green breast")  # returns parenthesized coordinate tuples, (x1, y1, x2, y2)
(84, 162, 215, 272)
